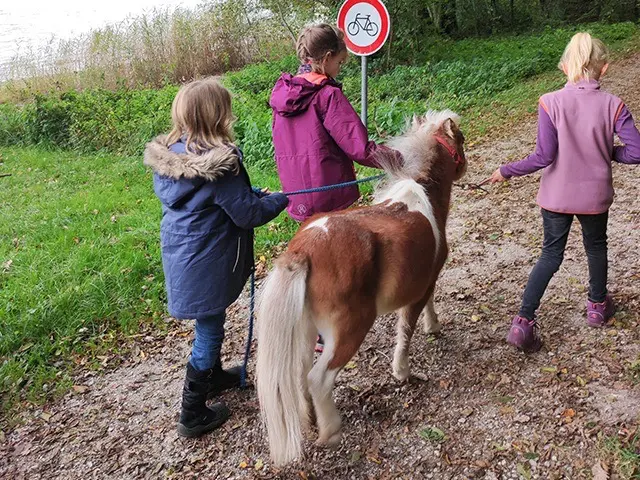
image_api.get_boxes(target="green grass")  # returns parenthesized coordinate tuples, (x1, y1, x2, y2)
(0, 148, 163, 418)
(602, 432, 640, 479)
(1, 22, 640, 423)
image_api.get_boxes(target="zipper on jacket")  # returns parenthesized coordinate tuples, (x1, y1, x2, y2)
(232, 237, 241, 273)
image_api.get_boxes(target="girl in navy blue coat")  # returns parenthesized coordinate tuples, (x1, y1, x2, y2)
(144, 78, 288, 438)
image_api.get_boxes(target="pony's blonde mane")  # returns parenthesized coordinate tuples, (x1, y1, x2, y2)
(374, 109, 460, 202)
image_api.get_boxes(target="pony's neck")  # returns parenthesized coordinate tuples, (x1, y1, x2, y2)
(420, 168, 453, 231)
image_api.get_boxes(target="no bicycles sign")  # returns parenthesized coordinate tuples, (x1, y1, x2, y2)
(337, 0, 390, 56)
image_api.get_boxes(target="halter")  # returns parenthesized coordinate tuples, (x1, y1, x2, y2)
(433, 135, 463, 166)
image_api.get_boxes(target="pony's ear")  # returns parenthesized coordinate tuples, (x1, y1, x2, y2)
(411, 115, 421, 129)
(443, 118, 457, 139)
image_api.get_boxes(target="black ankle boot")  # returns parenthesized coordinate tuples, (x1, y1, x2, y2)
(177, 363, 231, 438)
(209, 359, 245, 397)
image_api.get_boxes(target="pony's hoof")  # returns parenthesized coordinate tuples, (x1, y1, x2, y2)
(392, 361, 410, 382)
(424, 321, 442, 335)
(317, 430, 342, 448)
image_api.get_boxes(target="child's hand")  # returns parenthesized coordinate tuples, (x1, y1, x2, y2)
(488, 168, 507, 183)
(261, 187, 271, 194)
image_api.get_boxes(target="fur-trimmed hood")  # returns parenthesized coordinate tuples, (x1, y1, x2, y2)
(143, 135, 240, 182)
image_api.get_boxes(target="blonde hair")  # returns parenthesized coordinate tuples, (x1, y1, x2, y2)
(166, 77, 235, 154)
(296, 23, 347, 74)
(559, 32, 609, 83)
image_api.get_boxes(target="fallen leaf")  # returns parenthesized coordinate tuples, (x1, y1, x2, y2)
(500, 405, 515, 415)
(367, 456, 382, 464)
(0, 430, 5, 443)
(561, 408, 576, 418)
(541, 366, 558, 373)
(344, 361, 357, 370)
(299, 472, 308, 480)
(239, 461, 248, 469)
(471, 314, 480, 322)
(576, 375, 587, 386)
(418, 426, 446, 443)
(350, 451, 362, 462)
(496, 395, 513, 404)
(254, 458, 264, 470)
(40, 412, 52, 422)
(591, 461, 609, 480)
(517, 462, 531, 480)
(72, 385, 89, 394)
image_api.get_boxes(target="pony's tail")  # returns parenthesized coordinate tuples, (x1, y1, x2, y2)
(256, 253, 314, 466)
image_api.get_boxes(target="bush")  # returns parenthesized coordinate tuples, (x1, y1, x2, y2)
(0, 23, 637, 160)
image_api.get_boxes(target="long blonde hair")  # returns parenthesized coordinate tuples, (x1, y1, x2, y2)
(296, 24, 347, 74)
(559, 32, 609, 84)
(166, 77, 235, 154)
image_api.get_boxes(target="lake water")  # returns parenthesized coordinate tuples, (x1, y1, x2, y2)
(0, 0, 201, 79)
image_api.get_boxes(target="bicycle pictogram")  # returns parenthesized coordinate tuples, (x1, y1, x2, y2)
(347, 13, 379, 37)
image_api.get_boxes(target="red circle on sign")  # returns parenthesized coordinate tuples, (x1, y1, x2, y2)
(337, 0, 390, 56)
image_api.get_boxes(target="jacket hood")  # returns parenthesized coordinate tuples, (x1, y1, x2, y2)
(144, 135, 240, 208)
(270, 73, 338, 117)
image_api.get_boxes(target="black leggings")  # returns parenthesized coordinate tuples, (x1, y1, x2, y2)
(519, 208, 608, 320)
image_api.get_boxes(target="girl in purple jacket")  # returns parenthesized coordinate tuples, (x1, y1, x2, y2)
(270, 23, 398, 223)
(489, 33, 640, 352)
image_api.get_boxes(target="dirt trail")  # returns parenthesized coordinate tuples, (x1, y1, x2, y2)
(2, 54, 640, 480)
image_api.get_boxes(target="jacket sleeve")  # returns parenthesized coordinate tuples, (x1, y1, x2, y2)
(213, 173, 289, 229)
(500, 103, 558, 178)
(614, 104, 640, 164)
(322, 88, 400, 168)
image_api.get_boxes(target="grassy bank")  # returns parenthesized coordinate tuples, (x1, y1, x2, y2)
(1, 22, 640, 424)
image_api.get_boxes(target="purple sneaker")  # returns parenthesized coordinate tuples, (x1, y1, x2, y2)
(506, 316, 542, 352)
(586, 295, 615, 328)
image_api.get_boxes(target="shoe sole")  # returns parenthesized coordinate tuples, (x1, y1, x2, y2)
(506, 333, 542, 353)
(206, 381, 249, 400)
(177, 414, 230, 438)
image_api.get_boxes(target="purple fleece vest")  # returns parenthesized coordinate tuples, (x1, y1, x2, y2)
(537, 80, 623, 214)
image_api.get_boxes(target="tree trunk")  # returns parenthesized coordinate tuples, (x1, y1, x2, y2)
(273, 1, 297, 45)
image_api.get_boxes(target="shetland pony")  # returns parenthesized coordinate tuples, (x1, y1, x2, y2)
(256, 110, 467, 466)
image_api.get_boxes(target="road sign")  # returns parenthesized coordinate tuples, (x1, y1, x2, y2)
(337, 0, 390, 56)
(337, 0, 390, 127)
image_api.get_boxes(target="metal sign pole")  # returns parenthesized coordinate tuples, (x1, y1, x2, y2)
(361, 54, 368, 127)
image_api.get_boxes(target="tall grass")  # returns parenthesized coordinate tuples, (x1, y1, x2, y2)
(0, 0, 317, 102)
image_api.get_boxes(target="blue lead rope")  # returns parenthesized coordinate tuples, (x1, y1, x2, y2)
(239, 173, 386, 388)
(240, 270, 255, 388)
(282, 174, 385, 196)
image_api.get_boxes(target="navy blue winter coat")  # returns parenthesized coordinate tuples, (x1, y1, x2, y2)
(143, 136, 289, 319)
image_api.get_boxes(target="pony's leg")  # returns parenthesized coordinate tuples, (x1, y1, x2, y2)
(392, 299, 427, 381)
(302, 329, 317, 428)
(422, 290, 442, 334)
(307, 329, 342, 446)
(308, 311, 373, 446)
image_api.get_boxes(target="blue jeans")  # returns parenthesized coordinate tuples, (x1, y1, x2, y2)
(190, 313, 226, 371)
(519, 209, 609, 320)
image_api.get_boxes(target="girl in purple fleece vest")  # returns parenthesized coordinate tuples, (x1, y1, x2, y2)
(270, 24, 399, 224)
(489, 32, 640, 352)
